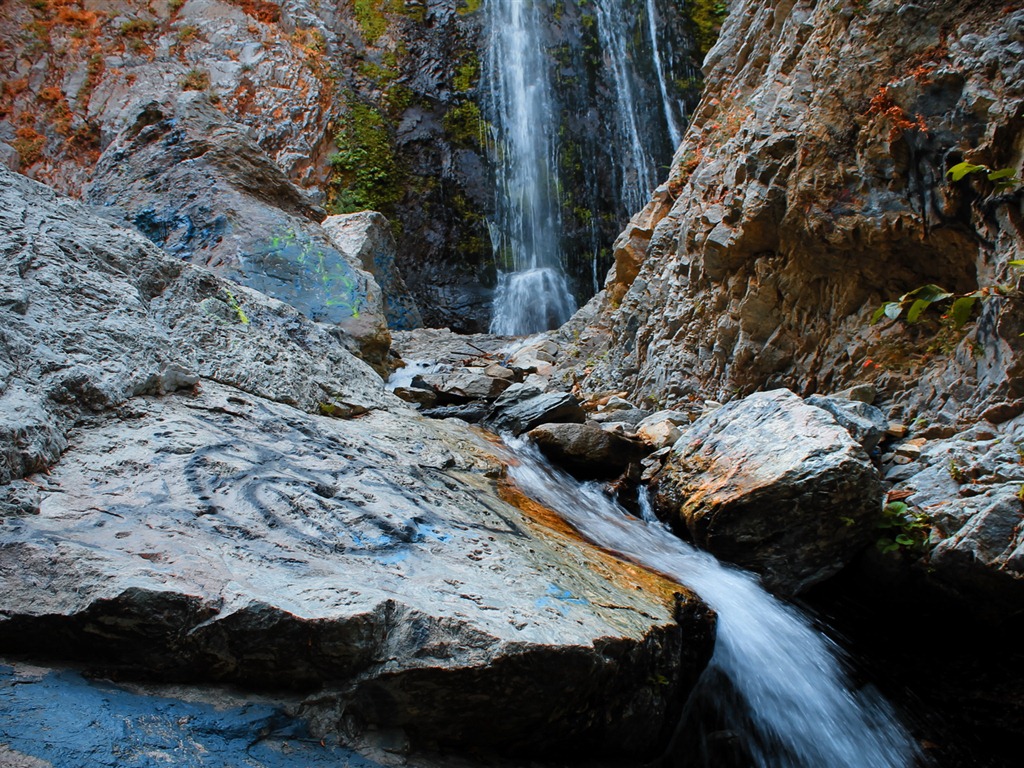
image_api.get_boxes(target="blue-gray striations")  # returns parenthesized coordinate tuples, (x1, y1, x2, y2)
(0, 665, 382, 768)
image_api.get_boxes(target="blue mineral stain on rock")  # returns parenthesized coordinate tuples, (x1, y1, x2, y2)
(244, 228, 367, 325)
(535, 583, 589, 615)
(0, 665, 382, 768)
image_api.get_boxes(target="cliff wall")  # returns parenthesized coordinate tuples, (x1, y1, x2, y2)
(567, 0, 1024, 429)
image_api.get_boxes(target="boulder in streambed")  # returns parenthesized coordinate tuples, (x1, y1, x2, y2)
(528, 423, 649, 480)
(652, 389, 881, 594)
(486, 384, 587, 436)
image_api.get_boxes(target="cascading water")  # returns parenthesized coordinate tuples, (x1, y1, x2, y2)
(645, 0, 684, 149)
(483, 0, 693, 335)
(500, 438, 923, 768)
(484, 0, 576, 336)
(593, 0, 661, 213)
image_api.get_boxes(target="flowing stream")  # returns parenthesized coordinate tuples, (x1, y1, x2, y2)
(498, 437, 923, 768)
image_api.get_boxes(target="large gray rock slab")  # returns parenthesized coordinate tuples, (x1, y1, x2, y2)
(322, 212, 423, 331)
(653, 390, 882, 594)
(0, 167, 390, 485)
(84, 94, 391, 371)
(0, 383, 714, 757)
(0, 168, 715, 758)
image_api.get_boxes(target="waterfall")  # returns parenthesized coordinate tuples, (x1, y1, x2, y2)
(646, 0, 683, 149)
(483, 0, 689, 335)
(593, 1, 660, 214)
(500, 438, 923, 768)
(484, 0, 576, 336)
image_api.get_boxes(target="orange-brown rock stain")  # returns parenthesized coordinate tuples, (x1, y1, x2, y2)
(495, 474, 701, 614)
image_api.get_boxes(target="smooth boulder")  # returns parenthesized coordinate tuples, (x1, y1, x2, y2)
(528, 423, 649, 480)
(653, 389, 881, 594)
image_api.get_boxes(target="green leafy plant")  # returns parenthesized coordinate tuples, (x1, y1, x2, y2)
(876, 501, 931, 555)
(947, 161, 1023, 193)
(871, 283, 987, 329)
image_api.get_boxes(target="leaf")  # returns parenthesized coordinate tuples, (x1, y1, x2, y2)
(906, 298, 933, 323)
(947, 162, 988, 182)
(883, 301, 904, 321)
(885, 501, 909, 516)
(895, 534, 916, 547)
(872, 303, 892, 324)
(1008, 260, 1024, 267)
(904, 284, 953, 303)
(950, 296, 978, 329)
(987, 168, 1017, 181)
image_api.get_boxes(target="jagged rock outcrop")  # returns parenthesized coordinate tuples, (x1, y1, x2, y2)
(652, 390, 882, 594)
(0, 169, 716, 760)
(0, 0, 495, 330)
(562, 0, 1024, 425)
(555, 0, 1024, 615)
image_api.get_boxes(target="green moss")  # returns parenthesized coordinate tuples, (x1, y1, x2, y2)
(442, 101, 484, 148)
(329, 101, 401, 213)
(689, 0, 729, 56)
(457, 0, 482, 14)
(453, 53, 479, 93)
(353, 0, 388, 44)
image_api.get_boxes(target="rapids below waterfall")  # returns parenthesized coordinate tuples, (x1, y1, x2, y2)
(497, 437, 923, 768)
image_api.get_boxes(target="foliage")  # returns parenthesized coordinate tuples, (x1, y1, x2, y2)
(947, 161, 1023, 193)
(329, 101, 400, 213)
(353, 0, 387, 44)
(180, 68, 210, 91)
(871, 283, 989, 330)
(876, 501, 931, 555)
(442, 101, 484, 148)
(689, 0, 729, 56)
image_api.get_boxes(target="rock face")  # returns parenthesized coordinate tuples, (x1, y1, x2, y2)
(84, 94, 392, 371)
(321, 211, 422, 330)
(653, 390, 882, 594)
(882, 427, 1024, 618)
(564, 0, 1024, 428)
(0, 169, 716, 759)
(0, 166, 390, 485)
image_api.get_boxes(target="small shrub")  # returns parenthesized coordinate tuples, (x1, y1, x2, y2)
(180, 68, 210, 91)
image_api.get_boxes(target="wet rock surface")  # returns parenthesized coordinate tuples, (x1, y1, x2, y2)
(527, 423, 648, 481)
(653, 390, 882, 595)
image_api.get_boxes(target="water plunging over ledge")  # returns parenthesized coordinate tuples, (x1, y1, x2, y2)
(484, 0, 576, 336)
(499, 437, 923, 768)
(483, 0, 691, 335)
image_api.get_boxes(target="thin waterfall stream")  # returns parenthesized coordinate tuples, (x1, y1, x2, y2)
(495, 436, 923, 768)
